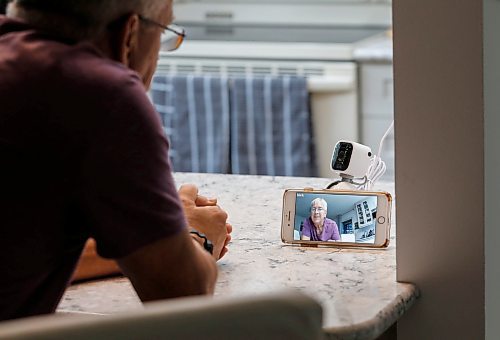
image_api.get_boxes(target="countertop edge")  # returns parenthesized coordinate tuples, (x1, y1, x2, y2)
(323, 283, 420, 340)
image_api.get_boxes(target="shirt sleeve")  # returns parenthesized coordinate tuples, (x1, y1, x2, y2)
(79, 67, 187, 259)
(331, 221, 341, 241)
(301, 219, 311, 237)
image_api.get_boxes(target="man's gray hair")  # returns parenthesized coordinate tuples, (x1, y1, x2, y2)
(7, 0, 168, 41)
(310, 198, 327, 212)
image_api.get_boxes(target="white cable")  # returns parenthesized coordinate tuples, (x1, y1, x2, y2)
(359, 121, 394, 190)
(377, 120, 394, 159)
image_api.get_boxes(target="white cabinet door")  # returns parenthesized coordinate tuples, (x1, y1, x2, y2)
(360, 63, 394, 117)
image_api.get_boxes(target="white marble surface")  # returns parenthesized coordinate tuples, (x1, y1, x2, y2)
(59, 173, 418, 340)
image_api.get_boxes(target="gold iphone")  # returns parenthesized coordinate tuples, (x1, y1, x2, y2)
(281, 189, 392, 248)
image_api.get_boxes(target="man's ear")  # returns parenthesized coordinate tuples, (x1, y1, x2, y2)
(115, 14, 140, 66)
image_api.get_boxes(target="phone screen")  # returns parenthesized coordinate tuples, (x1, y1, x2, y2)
(293, 192, 379, 244)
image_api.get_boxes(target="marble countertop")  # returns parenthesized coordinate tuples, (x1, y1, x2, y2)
(58, 173, 418, 340)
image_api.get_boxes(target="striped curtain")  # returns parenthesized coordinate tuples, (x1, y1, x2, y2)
(150, 74, 230, 173)
(150, 74, 315, 177)
(230, 76, 314, 177)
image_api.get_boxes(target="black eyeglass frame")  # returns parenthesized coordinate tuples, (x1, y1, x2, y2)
(138, 15, 186, 39)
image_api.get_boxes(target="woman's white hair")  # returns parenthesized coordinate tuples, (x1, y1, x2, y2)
(7, 0, 168, 40)
(310, 198, 327, 212)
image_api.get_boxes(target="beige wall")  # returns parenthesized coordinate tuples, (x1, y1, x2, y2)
(484, 0, 500, 338)
(393, 0, 487, 339)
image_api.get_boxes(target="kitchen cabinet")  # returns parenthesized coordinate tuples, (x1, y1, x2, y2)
(354, 197, 377, 242)
(359, 62, 395, 180)
(355, 198, 374, 227)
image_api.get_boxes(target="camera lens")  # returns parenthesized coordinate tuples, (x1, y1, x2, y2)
(332, 142, 353, 171)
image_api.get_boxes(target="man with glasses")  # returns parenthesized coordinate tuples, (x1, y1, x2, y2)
(301, 198, 340, 242)
(0, 0, 231, 321)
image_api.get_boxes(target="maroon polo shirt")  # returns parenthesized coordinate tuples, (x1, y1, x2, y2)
(0, 16, 186, 320)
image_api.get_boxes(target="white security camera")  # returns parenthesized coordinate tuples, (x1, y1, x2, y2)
(331, 140, 372, 179)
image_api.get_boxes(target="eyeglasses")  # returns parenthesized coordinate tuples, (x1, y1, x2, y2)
(311, 207, 325, 213)
(138, 15, 186, 51)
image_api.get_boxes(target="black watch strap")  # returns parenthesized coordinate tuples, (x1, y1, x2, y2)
(189, 229, 214, 255)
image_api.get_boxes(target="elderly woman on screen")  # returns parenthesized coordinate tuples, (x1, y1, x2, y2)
(301, 198, 340, 241)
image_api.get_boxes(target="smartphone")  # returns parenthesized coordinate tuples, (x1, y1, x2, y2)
(281, 189, 392, 248)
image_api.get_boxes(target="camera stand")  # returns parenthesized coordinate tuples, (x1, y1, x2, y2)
(326, 175, 367, 190)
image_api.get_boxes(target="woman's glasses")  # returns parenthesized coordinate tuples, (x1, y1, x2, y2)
(138, 15, 186, 51)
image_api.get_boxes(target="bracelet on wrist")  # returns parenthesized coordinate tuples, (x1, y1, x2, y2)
(189, 229, 214, 255)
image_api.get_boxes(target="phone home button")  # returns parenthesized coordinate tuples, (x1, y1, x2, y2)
(377, 216, 386, 224)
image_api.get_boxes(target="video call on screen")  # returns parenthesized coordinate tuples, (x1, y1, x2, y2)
(294, 193, 378, 244)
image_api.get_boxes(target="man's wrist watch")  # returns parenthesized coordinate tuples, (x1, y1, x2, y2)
(189, 229, 214, 255)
